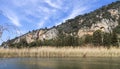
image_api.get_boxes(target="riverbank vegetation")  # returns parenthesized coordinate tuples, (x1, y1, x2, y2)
(0, 46, 120, 58)
(5, 29, 120, 48)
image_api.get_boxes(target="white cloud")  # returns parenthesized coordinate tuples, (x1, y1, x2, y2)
(55, 0, 99, 26)
(2, 9, 21, 27)
(18, 30, 27, 35)
(67, 7, 88, 19)
(38, 17, 49, 28)
(12, 0, 40, 7)
(38, 21, 45, 28)
(45, 0, 62, 9)
(0, 0, 64, 28)
(0, 0, 107, 28)
(55, 6, 89, 26)
(38, 6, 50, 14)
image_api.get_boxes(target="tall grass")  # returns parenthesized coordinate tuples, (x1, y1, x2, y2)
(0, 46, 120, 58)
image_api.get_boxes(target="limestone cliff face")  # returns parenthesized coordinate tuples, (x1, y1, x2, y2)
(14, 28, 59, 43)
(78, 18, 119, 37)
(41, 28, 59, 40)
(77, 5, 120, 37)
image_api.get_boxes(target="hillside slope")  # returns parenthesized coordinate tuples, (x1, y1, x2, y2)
(1, 1, 120, 47)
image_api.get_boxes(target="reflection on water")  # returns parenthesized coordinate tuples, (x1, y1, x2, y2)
(0, 58, 120, 69)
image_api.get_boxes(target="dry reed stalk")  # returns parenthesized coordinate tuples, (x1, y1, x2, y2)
(0, 46, 120, 58)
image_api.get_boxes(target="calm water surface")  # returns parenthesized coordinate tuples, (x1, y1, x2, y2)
(0, 58, 120, 69)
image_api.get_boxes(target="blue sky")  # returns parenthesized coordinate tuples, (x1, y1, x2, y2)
(0, 0, 116, 44)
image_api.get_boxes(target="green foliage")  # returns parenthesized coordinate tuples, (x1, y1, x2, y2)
(113, 25, 120, 34)
(20, 39, 28, 46)
(55, 35, 79, 46)
(92, 30, 119, 47)
(29, 42, 37, 47)
(84, 34, 93, 44)
(102, 12, 112, 19)
(93, 30, 103, 46)
(7, 29, 120, 48)
(17, 39, 28, 48)
(77, 38, 85, 46)
(65, 35, 79, 46)
(118, 17, 120, 25)
(103, 33, 111, 46)
(111, 31, 119, 46)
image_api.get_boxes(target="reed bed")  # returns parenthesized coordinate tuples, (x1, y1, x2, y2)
(0, 46, 120, 58)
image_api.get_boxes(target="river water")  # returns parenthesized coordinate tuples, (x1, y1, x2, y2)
(0, 58, 120, 69)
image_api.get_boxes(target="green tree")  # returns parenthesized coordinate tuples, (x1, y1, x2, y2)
(65, 35, 78, 46)
(113, 25, 120, 34)
(78, 38, 85, 46)
(36, 40, 43, 46)
(103, 33, 111, 47)
(29, 41, 37, 47)
(111, 31, 118, 46)
(15, 38, 28, 48)
(118, 17, 120, 25)
(84, 34, 93, 44)
(93, 30, 103, 46)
